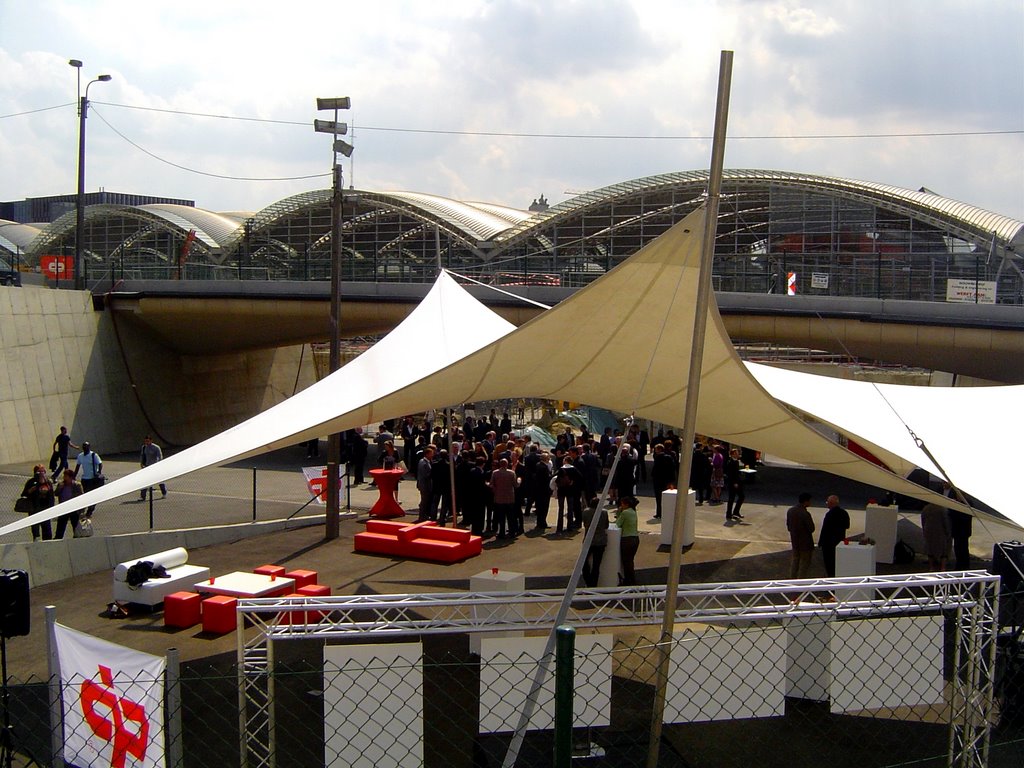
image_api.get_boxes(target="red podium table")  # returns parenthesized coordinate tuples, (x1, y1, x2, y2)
(368, 468, 406, 518)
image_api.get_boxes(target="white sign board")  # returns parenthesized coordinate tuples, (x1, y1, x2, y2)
(478, 634, 612, 733)
(666, 626, 785, 722)
(831, 615, 944, 713)
(946, 279, 996, 304)
(324, 643, 423, 767)
(811, 272, 829, 289)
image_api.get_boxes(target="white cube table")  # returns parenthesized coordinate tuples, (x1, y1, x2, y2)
(195, 571, 294, 598)
(659, 489, 695, 547)
(598, 524, 622, 587)
(835, 542, 876, 603)
(864, 504, 898, 564)
(470, 569, 525, 654)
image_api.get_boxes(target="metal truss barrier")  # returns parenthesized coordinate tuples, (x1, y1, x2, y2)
(236, 571, 999, 768)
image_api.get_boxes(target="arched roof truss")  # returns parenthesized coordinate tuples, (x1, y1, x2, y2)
(15, 169, 1021, 298)
(27, 204, 229, 264)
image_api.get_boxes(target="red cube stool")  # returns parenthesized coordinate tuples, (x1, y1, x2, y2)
(254, 564, 286, 578)
(164, 591, 201, 629)
(298, 584, 331, 621)
(202, 595, 238, 634)
(284, 569, 318, 590)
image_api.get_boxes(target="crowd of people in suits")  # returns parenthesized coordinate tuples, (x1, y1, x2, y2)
(345, 413, 690, 545)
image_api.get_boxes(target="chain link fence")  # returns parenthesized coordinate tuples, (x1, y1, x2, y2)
(7, 574, 1020, 768)
(0, 450, 370, 544)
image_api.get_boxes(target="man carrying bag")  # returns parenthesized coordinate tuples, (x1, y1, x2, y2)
(73, 441, 104, 518)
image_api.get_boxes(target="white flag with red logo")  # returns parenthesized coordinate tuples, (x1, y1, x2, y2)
(54, 623, 166, 768)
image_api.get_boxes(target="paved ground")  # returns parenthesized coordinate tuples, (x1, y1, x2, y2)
(5, 451, 1020, 680)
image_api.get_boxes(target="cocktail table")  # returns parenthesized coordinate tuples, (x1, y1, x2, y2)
(368, 468, 407, 518)
(194, 571, 294, 598)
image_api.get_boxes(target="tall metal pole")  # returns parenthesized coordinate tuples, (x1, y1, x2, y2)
(72, 72, 111, 291)
(314, 97, 352, 540)
(645, 50, 733, 768)
(74, 93, 88, 291)
(326, 135, 343, 540)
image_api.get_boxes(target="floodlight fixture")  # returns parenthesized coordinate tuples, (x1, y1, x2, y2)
(333, 139, 355, 157)
(317, 96, 351, 111)
(313, 119, 348, 135)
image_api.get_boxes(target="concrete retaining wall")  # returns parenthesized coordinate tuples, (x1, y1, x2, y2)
(0, 514, 324, 589)
(0, 284, 317, 466)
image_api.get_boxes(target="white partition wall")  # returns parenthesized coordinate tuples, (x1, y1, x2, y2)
(478, 635, 613, 733)
(830, 616, 945, 713)
(665, 626, 786, 722)
(323, 643, 424, 767)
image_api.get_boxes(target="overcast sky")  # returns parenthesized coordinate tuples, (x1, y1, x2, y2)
(2, 0, 1022, 220)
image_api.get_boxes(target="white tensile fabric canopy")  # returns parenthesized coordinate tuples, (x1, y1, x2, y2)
(2, 272, 517, 537)
(5, 206, 1017, 538)
(747, 362, 1022, 524)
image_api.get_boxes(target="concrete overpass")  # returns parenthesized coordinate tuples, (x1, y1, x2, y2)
(103, 280, 1024, 383)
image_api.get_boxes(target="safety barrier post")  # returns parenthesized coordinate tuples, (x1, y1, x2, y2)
(554, 625, 575, 768)
(166, 647, 183, 768)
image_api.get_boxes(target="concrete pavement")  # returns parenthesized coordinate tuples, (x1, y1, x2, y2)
(5, 455, 1020, 680)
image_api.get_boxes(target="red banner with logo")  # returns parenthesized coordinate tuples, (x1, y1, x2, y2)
(41, 255, 75, 281)
(54, 623, 166, 768)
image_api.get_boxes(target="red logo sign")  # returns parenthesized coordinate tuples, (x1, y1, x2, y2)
(40, 255, 75, 280)
(79, 664, 150, 768)
(308, 468, 329, 502)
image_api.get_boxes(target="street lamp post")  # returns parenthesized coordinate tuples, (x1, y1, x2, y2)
(70, 59, 111, 291)
(314, 97, 353, 540)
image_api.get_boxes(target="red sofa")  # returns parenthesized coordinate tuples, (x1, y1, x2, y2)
(354, 520, 482, 563)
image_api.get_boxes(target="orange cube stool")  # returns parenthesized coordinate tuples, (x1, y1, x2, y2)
(201, 595, 238, 634)
(297, 583, 331, 621)
(285, 569, 318, 590)
(254, 564, 286, 578)
(164, 591, 201, 629)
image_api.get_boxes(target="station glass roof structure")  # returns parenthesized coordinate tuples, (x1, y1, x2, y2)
(5, 169, 1023, 303)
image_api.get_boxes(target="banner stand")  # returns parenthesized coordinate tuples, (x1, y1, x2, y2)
(46, 606, 64, 768)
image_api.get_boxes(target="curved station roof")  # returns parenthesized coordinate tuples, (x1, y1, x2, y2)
(6, 169, 1023, 305)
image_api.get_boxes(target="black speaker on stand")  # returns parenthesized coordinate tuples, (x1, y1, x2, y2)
(991, 543, 1024, 729)
(992, 541, 1024, 630)
(0, 569, 30, 768)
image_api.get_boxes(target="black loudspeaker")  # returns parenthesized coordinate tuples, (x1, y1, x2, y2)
(992, 542, 1024, 630)
(993, 541, 1024, 592)
(0, 569, 30, 638)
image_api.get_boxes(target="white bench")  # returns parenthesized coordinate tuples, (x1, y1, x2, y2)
(112, 547, 210, 607)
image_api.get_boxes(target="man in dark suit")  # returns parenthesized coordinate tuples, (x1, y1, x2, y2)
(818, 494, 850, 577)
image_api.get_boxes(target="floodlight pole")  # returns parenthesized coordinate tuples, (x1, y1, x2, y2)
(646, 50, 733, 768)
(315, 97, 352, 540)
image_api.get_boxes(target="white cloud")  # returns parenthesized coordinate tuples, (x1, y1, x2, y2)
(763, 3, 840, 38)
(0, 0, 1020, 218)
